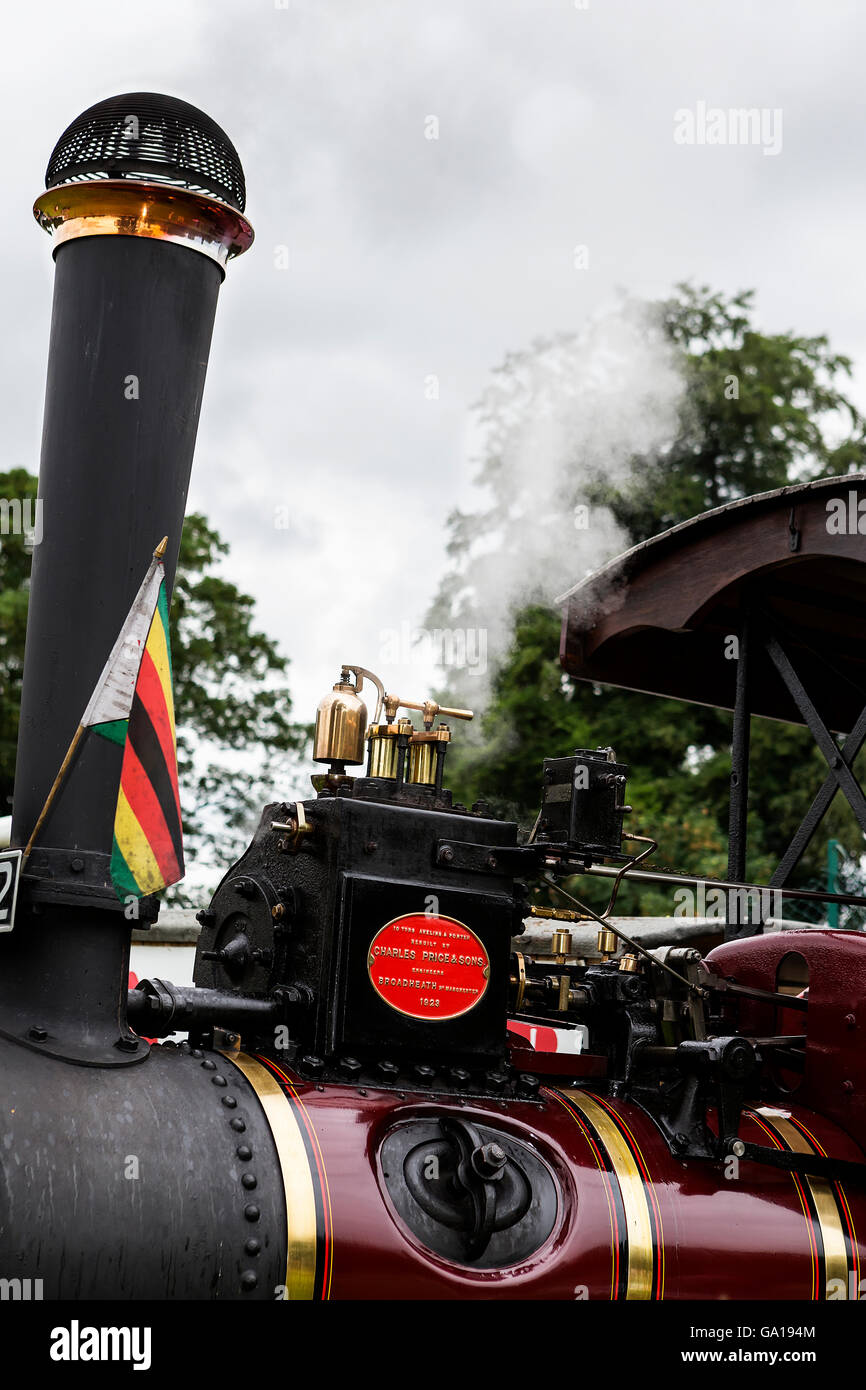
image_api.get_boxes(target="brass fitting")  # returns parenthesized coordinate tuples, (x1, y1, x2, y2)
(597, 927, 618, 958)
(529, 906, 586, 923)
(551, 929, 573, 959)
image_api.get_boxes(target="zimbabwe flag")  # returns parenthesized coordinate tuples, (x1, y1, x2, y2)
(104, 581, 184, 898)
(22, 539, 184, 895)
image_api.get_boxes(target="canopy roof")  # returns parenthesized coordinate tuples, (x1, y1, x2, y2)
(559, 475, 866, 732)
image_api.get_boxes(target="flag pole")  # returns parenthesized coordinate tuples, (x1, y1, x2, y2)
(21, 724, 86, 864)
(20, 536, 169, 865)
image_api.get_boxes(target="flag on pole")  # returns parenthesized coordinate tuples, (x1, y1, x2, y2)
(24, 538, 185, 898)
(90, 543, 184, 899)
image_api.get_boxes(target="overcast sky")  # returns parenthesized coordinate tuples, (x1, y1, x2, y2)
(4, 0, 866, 725)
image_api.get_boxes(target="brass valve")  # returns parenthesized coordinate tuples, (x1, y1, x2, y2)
(383, 693, 473, 729)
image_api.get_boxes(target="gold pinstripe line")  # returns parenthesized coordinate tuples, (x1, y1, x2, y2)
(222, 1050, 318, 1300)
(758, 1112, 849, 1295)
(565, 1090, 656, 1300)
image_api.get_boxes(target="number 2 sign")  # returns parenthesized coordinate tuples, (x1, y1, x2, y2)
(0, 850, 23, 933)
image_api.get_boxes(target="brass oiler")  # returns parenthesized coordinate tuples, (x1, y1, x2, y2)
(597, 927, 619, 959)
(407, 724, 451, 786)
(314, 666, 474, 785)
(313, 665, 384, 766)
(367, 718, 413, 779)
(313, 678, 367, 765)
(551, 929, 573, 960)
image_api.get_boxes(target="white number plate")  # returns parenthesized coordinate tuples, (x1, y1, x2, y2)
(0, 850, 23, 933)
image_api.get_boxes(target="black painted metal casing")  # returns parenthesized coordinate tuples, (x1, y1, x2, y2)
(538, 750, 629, 859)
(0, 1035, 286, 1299)
(195, 794, 519, 1071)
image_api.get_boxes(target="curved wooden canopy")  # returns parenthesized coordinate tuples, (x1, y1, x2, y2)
(559, 475, 866, 732)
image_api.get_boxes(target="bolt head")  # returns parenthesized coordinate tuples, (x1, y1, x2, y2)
(732, 1140, 746, 1158)
(472, 1142, 508, 1179)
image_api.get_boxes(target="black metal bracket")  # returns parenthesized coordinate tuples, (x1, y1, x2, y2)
(434, 838, 602, 879)
(724, 606, 866, 937)
(726, 612, 753, 938)
(725, 1137, 866, 1186)
(762, 624, 866, 892)
(435, 840, 548, 876)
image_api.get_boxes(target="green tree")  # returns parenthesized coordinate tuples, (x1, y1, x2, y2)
(0, 479, 308, 892)
(429, 285, 866, 916)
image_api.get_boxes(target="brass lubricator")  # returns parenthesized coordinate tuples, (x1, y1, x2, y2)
(597, 928, 619, 960)
(368, 688, 473, 787)
(407, 725, 452, 786)
(367, 718, 413, 778)
(313, 666, 384, 768)
(314, 664, 474, 789)
(389, 695, 473, 787)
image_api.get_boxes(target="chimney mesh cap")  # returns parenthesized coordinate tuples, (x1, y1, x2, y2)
(45, 92, 246, 213)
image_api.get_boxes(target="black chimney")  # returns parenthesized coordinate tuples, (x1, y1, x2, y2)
(1, 94, 252, 1064)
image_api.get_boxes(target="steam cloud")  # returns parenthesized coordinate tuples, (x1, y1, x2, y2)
(434, 298, 686, 708)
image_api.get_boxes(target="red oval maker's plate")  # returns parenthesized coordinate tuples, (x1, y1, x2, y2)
(367, 913, 490, 1021)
